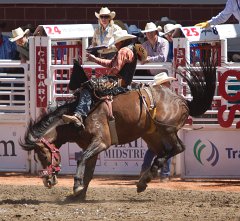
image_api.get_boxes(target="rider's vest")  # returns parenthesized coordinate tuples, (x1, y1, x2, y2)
(117, 44, 137, 87)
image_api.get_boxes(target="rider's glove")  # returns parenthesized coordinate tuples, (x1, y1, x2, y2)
(195, 21, 210, 28)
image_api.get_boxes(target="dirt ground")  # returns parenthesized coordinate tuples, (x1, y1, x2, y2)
(0, 173, 240, 221)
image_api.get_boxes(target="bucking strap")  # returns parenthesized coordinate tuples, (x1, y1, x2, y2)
(141, 86, 157, 134)
(104, 96, 119, 145)
(144, 86, 156, 110)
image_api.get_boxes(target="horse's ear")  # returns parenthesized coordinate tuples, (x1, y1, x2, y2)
(69, 60, 89, 90)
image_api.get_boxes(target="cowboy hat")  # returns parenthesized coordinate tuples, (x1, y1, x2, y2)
(95, 7, 116, 19)
(141, 22, 162, 33)
(164, 23, 182, 35)
(109, 30, 136, 46)
(153, 72, 177, 85)
(9, 27, 30, 42)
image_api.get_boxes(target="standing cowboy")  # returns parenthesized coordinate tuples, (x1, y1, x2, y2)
(62, 30, 137, 128)
(140, 72, 177, 182)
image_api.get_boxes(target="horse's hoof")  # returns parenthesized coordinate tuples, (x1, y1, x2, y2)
(136, 182, 147, 193)
(73, 186, 86, 200)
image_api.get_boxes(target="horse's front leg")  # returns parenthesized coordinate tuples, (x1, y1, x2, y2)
(73, 138, 108, 199)
(73, 154, 98, 200)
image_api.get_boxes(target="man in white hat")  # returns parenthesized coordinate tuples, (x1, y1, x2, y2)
(141, 71, 177, 182)
(9, 27, 30, 63)
(62, 30, 137, 128)
(141, 22, 169, 75)
(92, 7, 122, 59)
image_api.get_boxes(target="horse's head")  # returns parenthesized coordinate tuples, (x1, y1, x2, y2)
(19, 117, 63, 188)
(20, 100, 83, 188)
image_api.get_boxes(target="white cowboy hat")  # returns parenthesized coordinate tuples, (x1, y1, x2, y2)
(95, 7, 116, 19)
(109, 30, 136, 46)
(141, 22, 162, 33)
(153, 72, 177, 85)
(9, 27, 29, 42)
(163, 23, 182, 35)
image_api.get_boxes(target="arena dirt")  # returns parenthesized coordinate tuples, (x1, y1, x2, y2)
(0, 173, 240, 221)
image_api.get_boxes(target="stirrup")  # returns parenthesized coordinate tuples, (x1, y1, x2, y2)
(73, 114, 85, 129)
(62, 114, 85, 129)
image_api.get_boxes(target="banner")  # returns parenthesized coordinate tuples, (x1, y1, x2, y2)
(182, 129, 240, 178)
(59, 139, 148, 175)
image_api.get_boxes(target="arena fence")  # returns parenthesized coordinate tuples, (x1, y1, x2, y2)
(0, 23, 239, 177)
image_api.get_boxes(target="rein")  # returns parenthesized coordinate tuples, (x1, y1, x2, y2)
(38, 137, 61, 177)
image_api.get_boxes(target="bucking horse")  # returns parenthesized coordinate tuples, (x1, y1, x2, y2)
(19, 56, 216, 200)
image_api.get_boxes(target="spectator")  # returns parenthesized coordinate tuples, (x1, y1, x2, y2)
(162, 23, 182, 62)
(140, 71, 177, 182)
(195, 0, 240, 28)
(141, 22, 169, 75)
(92, 7, 122, 59)
(9, 27, 30, 63)
(0, 22, 18, 60)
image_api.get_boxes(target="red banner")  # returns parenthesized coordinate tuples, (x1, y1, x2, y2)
(36, 46, 48, 107)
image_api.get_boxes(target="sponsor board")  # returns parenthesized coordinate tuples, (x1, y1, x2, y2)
(183, 130, 240, 178)
(0, 125, 28, 172)
(59, 139, 148, 175)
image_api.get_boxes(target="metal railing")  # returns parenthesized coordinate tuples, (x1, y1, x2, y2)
(0, 61, 29, 124)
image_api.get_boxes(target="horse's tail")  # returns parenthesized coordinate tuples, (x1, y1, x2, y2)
(178, 58, 217, 117)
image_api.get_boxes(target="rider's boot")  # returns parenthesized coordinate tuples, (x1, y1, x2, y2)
(62, 113, 85, 129)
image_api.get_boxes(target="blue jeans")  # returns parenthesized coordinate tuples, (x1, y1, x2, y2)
(141, 149, 171, 177)
(75, 88, 92, 117)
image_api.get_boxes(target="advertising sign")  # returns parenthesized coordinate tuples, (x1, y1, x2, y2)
(0, 125, 28, 172)
(59, 139, 148, 175)
(182, 130, 240, 178)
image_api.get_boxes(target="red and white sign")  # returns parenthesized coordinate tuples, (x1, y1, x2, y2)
(174, 48, 186, 69)
(36, 46, 48, 108)
(218, 70, 240, 129)
(181, 24, 240, 42)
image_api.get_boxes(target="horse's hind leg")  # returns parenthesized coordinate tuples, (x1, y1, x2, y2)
(137, 132, 185, 193)
(73, 138, 108, 198)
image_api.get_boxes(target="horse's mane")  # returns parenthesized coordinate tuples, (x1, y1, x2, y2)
(20, 100, 77, 150)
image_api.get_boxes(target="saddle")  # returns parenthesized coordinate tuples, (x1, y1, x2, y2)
(87, 76, 129, 98)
